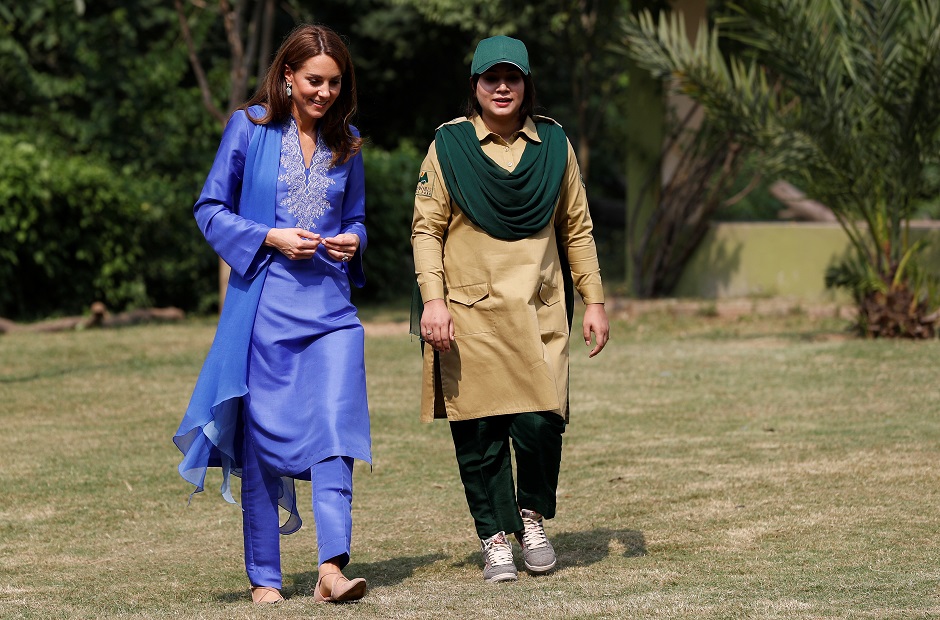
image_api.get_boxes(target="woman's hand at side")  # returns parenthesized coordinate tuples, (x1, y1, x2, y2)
(583, 303, 610, 358)
(264, 228, 321, 260)
(422, 298, 455, 352)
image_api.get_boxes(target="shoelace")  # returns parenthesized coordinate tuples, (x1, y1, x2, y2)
(520, 516, 549, 550)
(483, 536, 515, 566)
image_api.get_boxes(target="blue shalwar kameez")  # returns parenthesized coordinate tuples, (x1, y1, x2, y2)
(173, 107, 371, 588)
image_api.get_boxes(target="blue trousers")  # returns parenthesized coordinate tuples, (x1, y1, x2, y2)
(241, 431, 354, 588)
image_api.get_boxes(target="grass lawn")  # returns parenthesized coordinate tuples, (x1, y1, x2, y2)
(0, 304, 938, 619)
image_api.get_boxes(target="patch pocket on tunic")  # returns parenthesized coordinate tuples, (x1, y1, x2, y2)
(448, 283, 495, 336)
(538, 281, 561, 306)
(536, 281, 568, 334)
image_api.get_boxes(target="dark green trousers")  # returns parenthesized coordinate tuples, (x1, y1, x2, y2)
(449, 411, 566, 539)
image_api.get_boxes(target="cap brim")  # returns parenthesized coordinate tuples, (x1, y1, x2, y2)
(474, 60, 529, 75)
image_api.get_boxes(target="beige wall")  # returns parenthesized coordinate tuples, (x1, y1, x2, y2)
(673, 222, 940, 301)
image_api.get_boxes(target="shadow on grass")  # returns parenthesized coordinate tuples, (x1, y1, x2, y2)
(275, 552, 447, 600)
(214, 529, 644, 601)
(452, 528, 647, 570)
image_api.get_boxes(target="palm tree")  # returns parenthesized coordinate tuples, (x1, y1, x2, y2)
(621, 0, 940, 337)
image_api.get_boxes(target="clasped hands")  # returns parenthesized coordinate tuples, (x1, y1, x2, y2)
(265, 228, 359, 263)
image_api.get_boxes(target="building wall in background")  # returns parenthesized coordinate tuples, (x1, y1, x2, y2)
(672, 222, 940, 301)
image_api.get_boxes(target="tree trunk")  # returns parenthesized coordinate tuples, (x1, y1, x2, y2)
(859, 284, 938, 339)
(175, 0, 278, 311)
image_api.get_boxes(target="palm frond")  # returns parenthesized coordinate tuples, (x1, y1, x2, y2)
(619, 0, 940, 334)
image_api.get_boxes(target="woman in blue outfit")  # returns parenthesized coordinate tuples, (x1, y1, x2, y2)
(173, 24, 371, 605)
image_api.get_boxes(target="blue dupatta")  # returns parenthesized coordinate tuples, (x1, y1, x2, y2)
(173, 111, 303, 534)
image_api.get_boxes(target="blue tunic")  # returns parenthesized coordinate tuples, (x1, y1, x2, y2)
(173, 108, 371, 533)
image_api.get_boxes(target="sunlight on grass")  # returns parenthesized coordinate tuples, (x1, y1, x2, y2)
(1, 308, 938, 619)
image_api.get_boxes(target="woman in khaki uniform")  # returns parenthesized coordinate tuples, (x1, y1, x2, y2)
(412, 35, 609, 583)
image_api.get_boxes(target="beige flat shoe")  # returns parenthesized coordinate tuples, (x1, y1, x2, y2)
(250, 586, 284, 604)
(314, 571, 367, 603)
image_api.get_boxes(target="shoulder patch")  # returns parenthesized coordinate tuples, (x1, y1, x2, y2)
(416, 169, 436, 198)
(435, 116, 471, 131)
(532, 114, 562, 127)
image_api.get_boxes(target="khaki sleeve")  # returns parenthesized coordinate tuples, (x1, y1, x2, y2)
(555, 139, 605, 305)
(412, 141, 451, 303)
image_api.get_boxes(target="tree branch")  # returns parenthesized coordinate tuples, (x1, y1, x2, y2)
(220, 0, 248, 114)
(174, 0, 226, 127)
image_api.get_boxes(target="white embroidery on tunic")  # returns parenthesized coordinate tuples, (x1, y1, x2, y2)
(278, 117, 335, 230)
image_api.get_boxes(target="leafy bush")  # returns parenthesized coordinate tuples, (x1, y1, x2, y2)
(131, 173, 220, 315)
(0, 134, 432, 320)
(624, 0, 940, 337)
(0, 134, 149, 320)
(355, 141, 424, 304)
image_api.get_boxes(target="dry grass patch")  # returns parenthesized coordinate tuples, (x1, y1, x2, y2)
(0, 305, 938, 618)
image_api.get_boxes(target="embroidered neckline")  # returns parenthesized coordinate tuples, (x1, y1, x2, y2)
(277, 117, 335, 230)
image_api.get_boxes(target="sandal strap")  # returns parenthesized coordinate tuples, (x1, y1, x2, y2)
(250, 586, 283, 604)
(317, 572, 343, 592)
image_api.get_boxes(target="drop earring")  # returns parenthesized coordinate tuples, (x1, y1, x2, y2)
(286, 82, 292, 97)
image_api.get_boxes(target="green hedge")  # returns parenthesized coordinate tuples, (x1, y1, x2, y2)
(0, 135, 424, 320)
(356, 141, 424, 304)
(0, 134, 149, 319)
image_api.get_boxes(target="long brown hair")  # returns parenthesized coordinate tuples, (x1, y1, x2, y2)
(241, 24, 361, 166)
(465, 72, 537, 123)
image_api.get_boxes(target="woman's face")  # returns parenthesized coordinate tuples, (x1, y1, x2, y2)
(284, 54, 343, 128)
(474, 63, 525, 126)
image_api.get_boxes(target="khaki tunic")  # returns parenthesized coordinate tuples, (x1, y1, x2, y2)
(412, 114, 604, 423)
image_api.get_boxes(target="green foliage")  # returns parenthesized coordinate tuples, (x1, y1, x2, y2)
(378, 0, 633, 287)
(0, 0, 227, 319)
(0, 0, 632, 318)
(355, 142, 425, 303)
(622, 0, 940, 335)
(321, 0, 471, 149)
(713, 156, 783, 222)
(132, 174, 220, 315)
(389, 0, 539, 34)
(0, 134, 147, 318)
(826, 239, 940, 337)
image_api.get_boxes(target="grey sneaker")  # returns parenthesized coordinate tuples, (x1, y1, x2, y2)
(516, 509, 557, 574)
(480, 532, 517, 583)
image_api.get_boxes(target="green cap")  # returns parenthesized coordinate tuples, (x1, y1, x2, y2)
(470, 35, 530, 76)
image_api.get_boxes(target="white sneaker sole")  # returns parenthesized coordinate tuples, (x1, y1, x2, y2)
(524, 559, 557, 574)
(484, 571, 518, 583)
